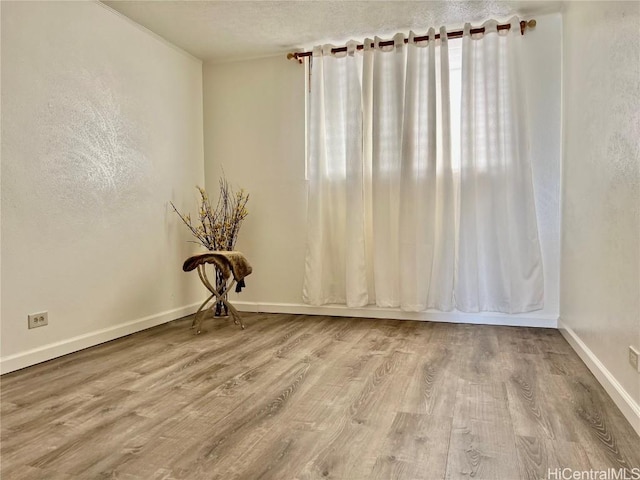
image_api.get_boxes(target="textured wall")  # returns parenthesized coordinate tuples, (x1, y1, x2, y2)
(561, 1, 640, 405)
(203, 57, 307, 305)
(1, 1, 204, 369)
(204, 13, 562, 322)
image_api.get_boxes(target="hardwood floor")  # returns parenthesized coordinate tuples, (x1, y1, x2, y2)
(1, 313, 638, 479)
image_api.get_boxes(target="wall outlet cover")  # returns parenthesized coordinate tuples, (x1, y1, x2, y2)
(28, 312, 48, 329)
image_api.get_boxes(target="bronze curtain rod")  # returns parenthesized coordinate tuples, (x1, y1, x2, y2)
(287, 19, 536, 62)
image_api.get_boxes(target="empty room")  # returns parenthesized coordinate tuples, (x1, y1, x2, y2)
(1, 0, 639, 479)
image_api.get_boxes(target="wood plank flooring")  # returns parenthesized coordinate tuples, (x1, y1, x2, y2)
(1, 313, 638, 479)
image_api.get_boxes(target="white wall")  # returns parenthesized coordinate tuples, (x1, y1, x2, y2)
(203, 56, 308, 306)
(560, 1, 640, 431)
(1, 1, 205, 373)
(203, 14, 562, 327)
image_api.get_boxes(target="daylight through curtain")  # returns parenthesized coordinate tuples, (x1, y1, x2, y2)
(303, 17, 544, 314)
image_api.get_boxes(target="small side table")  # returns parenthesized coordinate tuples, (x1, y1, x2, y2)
(183, 251, 252, 334)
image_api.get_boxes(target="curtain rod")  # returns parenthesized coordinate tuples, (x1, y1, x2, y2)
(287, 19, 536, 62)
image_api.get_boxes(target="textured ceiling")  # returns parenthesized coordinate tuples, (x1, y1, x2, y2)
(102, 1, 564, 63)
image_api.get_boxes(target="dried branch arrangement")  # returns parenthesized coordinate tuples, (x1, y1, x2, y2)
(171, 176, 249, 251)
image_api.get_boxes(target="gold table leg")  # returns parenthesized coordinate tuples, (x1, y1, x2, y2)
(192, 264, 244, 334)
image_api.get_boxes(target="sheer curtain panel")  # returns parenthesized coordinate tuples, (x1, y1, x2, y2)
(362, 29, 455, 311)
(455, 18, 544, 313)
(303, 42, 369, 307)
(304, 31, 455, 311)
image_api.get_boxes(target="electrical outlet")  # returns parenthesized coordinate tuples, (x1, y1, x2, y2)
(629, 346, 640, 373)
(28, 312, 48, 329)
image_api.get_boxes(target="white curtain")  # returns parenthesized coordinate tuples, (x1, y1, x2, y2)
(303, 41, 369, 307)
(363, 29, 455, 311)
(304, 30, 454, 311)
(455, 18, 544, 313)
(303, 17, 544, 314)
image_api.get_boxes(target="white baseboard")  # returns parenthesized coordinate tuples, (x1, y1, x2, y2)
(558, 319, 640, 436)
(234, 301, 558, 328)
(1, 300, 553, 376)
(0, 302, 200, 375)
